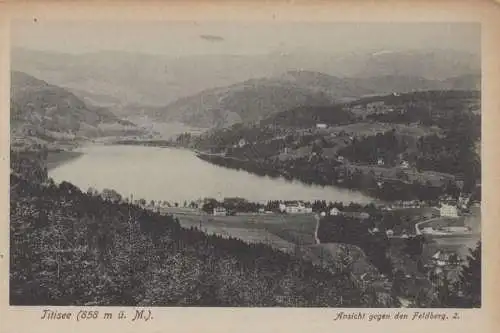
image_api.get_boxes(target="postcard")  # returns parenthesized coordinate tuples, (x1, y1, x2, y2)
(0, 1, 499, 332)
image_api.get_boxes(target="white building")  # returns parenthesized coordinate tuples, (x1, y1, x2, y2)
(213, 207, 227, 216)
(377, 158, 385, 166)
(400, 160, 410, 169)
(440, 203, 459, 218)
(316, 123, 328, 129)
(280, 201, 312, 214)
(421, 227, 435, 234)
(330, 207, 341, 216)
(238, 138, 247, 148)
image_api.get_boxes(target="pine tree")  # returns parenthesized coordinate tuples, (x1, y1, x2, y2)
(459, 241, 481, 307)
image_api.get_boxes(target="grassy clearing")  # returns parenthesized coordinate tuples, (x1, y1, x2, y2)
(165, 208, 318, 251)
(348, 164, 454, 186)
(168, 209, 379, 278)
(325, 122, 441, 138)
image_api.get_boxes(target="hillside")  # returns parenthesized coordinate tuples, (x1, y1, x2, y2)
(188, 89, 480, 200)
(10, 71, 140, 147)
(131, 71, 480, 129)
(136, 78, 335, 128)
(10, 151, 382, 307)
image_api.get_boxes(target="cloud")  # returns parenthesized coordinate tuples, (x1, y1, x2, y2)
(199, 34, 225, 42)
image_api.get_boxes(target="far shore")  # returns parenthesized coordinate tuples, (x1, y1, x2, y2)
(46, 150, 84, 171)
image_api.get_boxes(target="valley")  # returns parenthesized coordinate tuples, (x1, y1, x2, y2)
(9, 42, 481, 308)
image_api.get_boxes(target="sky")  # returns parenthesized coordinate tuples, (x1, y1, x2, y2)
(11, 21, 480, 56)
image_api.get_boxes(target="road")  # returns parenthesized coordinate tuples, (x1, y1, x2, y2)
(414, 217, 442, 235)
(314, 214, 321, 244)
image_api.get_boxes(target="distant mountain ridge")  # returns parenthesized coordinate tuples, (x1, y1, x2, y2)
(138, 77, 335, 128)
(12, 48, 480, 108)
(133, 70, 480, 128)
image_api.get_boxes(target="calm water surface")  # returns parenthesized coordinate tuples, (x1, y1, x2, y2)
(49, 145, 376, 204)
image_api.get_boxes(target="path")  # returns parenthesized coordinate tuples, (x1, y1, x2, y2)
(314, 214, 321, 244)
(414, 217, 441, 235)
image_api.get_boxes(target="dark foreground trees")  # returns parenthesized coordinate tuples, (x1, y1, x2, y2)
(10, 152, 390, 307)
(458, 241, 481, 307)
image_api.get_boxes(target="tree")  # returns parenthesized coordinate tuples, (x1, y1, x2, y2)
(404, 235, 425, 257)
(458, 241, 481, 307)
(201, 198, 218, 214)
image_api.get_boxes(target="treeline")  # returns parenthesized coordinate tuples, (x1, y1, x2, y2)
(10, 152, 389, 307)
(197, 153, 457, 202)
(360, 90, 480, 127)
(200, 198, 380, 215)
(260, 105, 357, 128)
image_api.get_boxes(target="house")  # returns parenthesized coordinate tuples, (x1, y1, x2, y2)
(430, 250, 462, 267)
(359, 212, 370, 220)
(421, 227, 435, 234)
(316, 123, 328, 129)
(330, 207, 341, 216)
(377, 158, 385, 166)
(439, 202, 459, 218)
(336, 155, 345, 162)
(386, 229, 394, 237)
(280, 201, 312, 214)
(400, 160, 410, 169)
(101, 189, 122, 202)
(213, 207, 227, 216)
(238, 138, 247, 148)
(458, 194, 471, 208)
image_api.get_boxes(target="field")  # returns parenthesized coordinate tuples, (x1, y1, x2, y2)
(162, 207, 381, 279)
(165, 208, 318, 247)
(325, 122, 441, 138)
(349, 164, 454, 186)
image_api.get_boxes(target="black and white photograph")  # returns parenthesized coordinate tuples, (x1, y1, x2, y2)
(9, 20, 481, 308)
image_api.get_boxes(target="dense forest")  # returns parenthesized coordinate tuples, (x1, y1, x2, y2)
(10, 150, 392, 307)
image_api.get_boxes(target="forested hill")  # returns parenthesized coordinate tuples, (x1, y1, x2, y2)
(121, 72, 480, 129)
(185, 89, 480, 201)
(10, 71, 140, 147)
(10, 151, 389, 307)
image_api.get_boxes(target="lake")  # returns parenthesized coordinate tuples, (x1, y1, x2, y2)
(49, 145, 376, 205)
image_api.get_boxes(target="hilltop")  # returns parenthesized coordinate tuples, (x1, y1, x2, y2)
(129, 71, 480, 129)
(10, 71, 142, 148)
(11, 48, 480, 129)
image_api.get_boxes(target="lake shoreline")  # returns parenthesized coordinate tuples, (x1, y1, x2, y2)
(46, 150, 84, 171)
(48, 144, 376, 205)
